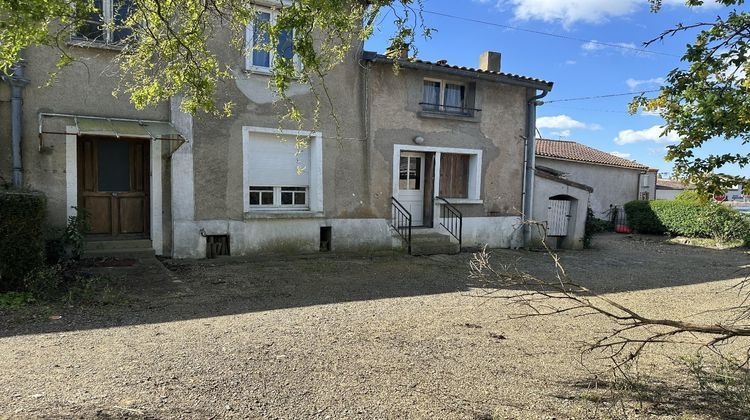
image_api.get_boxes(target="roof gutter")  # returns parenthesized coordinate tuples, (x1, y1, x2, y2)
(522, 89, 549, 248)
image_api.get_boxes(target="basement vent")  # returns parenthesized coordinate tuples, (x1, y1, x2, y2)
(206, 235, 230, 258)
(320, 226, 332, 252)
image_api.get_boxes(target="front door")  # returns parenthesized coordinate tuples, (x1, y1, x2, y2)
(77, 136, 150, 238)
(398, 151, 425, 226)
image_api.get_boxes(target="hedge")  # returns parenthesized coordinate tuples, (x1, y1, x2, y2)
(624, 199, 750, 244)
(0, 191, 47, 291)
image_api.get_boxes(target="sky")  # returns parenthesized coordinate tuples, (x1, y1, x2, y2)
(364, 0, 749, 177)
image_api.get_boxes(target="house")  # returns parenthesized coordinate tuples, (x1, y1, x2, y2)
(535, 139, 657, 220)
(0, 4, 554, 258)
(655, 178, 694, 200)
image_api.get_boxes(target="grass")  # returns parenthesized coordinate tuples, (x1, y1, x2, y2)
(666, 236, 747, 249)
(0, 291, 33, 308)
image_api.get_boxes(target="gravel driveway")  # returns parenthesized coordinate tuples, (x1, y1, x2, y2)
(1, 233, 748, 419)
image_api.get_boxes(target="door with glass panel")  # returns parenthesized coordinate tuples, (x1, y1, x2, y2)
(398, 151, 426, 226)
(77, 136, 150, 237)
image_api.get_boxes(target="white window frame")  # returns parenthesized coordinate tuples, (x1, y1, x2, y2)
(422, 78, 467, 114)
(244, 6, 301, 74)
(73, 0, 132, 45)
(248, 186, 309, 209)
(243, 127, 323, 214)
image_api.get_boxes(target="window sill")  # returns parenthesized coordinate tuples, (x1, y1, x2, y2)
(417, 111, 479, 123)
(244, 210, 324, 220)
(438, 198, 483, 205)
(67, 38, 124, 51)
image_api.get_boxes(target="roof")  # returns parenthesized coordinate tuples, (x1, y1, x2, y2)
(362, 51, 553, 90)
(535, 166, 594, 192)
(656, 178, 695, 190)
(536, 139, 651, 171)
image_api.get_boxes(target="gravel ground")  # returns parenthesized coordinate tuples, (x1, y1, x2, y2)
(1, 233, 749, 419)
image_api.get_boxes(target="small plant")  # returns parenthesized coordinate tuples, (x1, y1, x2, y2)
(684, 355, 750, 415)
(63, 207, 91, 260)
(584, 207, 611, 249)
(0, 291, 33, 308)
(23, 264, 64, 301)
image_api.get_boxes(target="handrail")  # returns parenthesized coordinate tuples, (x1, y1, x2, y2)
(390, 196, 412, 254)
(436, 197, 463, 250)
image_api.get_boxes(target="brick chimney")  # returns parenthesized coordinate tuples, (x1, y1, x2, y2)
(479, 51, 501, 72)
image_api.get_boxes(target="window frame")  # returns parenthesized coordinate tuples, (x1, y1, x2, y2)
(242, 127, 323, 215)
(249, 186, 309, 209)
(72, 0, 134, 46)
(244, 6, 301, 74)
(422, 78, 467, 114)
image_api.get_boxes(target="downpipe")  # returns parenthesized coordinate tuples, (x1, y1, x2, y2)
(8, 55, 29, 188)
(522, 89, 549, 247)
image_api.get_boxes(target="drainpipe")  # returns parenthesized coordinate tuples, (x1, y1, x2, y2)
(522, 88, 549, 247)
(9, 54, 29, 188)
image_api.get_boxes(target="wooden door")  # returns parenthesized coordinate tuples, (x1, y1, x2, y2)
(547, 199, 571, 237)
(78, 136, 150, 238)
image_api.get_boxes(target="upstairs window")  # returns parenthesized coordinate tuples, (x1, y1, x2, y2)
(245, 8, 296, 72)
(421, 79, 467, 114)
(76, 0, 135, 45)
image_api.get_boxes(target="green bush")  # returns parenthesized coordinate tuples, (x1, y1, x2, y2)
(0, 191, 47, 291)
(24, 264, 64, 301)
(584, 207, 612, 248)
(624, 199, 750, 244)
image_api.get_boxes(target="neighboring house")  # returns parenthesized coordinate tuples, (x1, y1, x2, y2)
(535, 139, 657, 219)
(0, 4, 554, 258)
(532, 166, 592, 250)
(655, 178, 694, 200)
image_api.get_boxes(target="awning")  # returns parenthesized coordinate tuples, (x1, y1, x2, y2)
(38, 113, 187, 151)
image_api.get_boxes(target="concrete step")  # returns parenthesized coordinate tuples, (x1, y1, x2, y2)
(85, 239, 152, 251)
(410, 232, 459, 255)
(83, 247, 156, 259)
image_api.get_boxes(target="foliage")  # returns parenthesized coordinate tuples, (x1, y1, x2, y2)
(584, 207, 611, 248)
(624, 199, 750, 243)
(0, 0, 431, 131)
(674, 190, 707, 203)
(0, 291, 33, 308)
(23, 264, 64, 301)
(0, 191, 47, 291)
(634, 1, 749, 195)
(45, 207, 91, 263)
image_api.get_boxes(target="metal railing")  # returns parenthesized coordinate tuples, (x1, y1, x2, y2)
(418, 102, 482, 116)
(436, 197, 463, 250)
(391, 197, 412, 254)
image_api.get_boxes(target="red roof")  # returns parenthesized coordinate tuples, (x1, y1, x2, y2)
(656, 179, 694, 190)
(536, 139, 650, 171)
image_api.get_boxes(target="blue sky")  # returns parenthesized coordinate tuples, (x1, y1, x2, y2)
(365, 0, 749, 177)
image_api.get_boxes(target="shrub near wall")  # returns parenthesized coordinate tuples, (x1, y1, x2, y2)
(624, 199, 750, 244)
(0, 191, 46, 291)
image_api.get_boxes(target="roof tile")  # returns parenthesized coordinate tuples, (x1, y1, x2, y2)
(536, 139, 650, 170)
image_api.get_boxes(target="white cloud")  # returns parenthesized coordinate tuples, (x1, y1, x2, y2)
(565, 60, 577, 65)
(581, 40, 636, 52)
(505, 0, 640, 27)
(500, 0, 721, 27)
(537, 114, 601, 131)
(551, 129, 572, 138)
(614, 125, 680, 145)
(626, 77, 665, 90)
(609, 151, 632, 159)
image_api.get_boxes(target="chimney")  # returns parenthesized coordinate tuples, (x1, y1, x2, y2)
(479, 51, 501, 72)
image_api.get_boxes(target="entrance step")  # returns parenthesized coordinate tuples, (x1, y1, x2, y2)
(83, 239, 154, 259)
(410, 232, 460, 256)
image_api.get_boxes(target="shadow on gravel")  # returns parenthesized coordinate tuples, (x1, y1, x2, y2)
(1, 233, 747, 338)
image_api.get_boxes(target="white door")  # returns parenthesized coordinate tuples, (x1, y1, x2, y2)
(398, 151, 425, 226)
(547, 199, 571, 236)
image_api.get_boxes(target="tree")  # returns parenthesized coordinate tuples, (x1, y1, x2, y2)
(633, 0, 749, 194)
(0, 0, 430, 126)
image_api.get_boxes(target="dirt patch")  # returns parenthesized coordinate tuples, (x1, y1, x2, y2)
(0, 234, 748, 418)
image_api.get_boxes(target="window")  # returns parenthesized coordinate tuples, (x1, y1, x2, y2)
(439, 154, 470, 198)
(245, 8, 297, 72)
(399, 156, 422, 190)
(243, 129, 322, 212)
(421, 79, 467, 114)
(75, 0, 134, 44)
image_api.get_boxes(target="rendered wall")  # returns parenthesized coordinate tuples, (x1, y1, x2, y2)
(532, 175, 590, 250)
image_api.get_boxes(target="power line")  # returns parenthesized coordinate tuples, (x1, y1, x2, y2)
(544, 89, 661, 103)
(422, 10, 681, 58)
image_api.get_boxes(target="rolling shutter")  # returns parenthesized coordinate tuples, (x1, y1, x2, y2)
(246, 133, 310, 187)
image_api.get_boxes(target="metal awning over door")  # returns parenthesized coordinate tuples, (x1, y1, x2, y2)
(37, 113, 186, 152)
